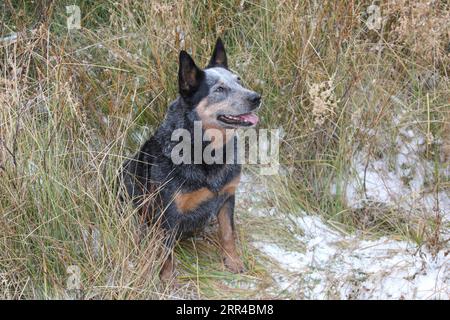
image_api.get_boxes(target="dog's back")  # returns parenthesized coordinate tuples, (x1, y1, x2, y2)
(121, 135, 160, 214)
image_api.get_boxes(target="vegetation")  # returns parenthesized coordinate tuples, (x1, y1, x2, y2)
(0, 0, 448, 299)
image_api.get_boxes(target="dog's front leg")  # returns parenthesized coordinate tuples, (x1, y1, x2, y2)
(217, 195, 244, 273)
(160, 251, 175, 281)
(159, 231, 177, 281)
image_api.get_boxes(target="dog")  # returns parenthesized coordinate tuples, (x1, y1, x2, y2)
(120, 38, 261, 280)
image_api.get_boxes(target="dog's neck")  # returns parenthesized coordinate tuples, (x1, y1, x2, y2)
(155, 98, 239, 165)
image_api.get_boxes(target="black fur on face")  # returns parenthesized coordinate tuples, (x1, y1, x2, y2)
(178, 50, 206, 103)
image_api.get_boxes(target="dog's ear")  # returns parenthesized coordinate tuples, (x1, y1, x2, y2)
(178, 50, 204, 98)
(207, 37, 228, 69)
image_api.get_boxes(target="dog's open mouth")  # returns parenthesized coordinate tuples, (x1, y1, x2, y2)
(217, 112, 259, 127)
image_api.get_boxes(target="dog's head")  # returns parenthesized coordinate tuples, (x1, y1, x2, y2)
(178, 38, 261, 129)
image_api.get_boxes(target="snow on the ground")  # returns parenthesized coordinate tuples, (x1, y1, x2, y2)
(237, 174, 450, 300)
(254, 215, 449, 299)
(339, 110, 449, 222)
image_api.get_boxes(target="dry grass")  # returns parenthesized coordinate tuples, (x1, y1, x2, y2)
(0, 0, 449, 299)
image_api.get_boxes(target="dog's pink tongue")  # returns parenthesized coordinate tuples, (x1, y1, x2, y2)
(239, 113, 259, 125)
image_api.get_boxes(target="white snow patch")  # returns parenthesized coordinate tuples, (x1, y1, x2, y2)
(237, 173, 449, 299)
(339, 118, 449, 221)
(254, 214, 449, 299)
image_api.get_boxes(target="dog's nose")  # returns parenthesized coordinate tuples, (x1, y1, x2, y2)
(248, 93, 261, 106)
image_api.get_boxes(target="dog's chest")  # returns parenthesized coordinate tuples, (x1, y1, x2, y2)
(174, 171, 240, 214)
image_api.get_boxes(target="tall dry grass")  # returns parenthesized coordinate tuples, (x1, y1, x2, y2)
(0, 0, 449, 299)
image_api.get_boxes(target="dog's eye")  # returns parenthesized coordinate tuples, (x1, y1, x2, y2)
(236, 77, 241, 82)
(215, 86, 225, 93)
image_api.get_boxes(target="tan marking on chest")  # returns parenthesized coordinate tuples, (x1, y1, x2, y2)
(219, 174, 241, 195)
(174, 187, 215, 213)
(174, 174, 241, 214)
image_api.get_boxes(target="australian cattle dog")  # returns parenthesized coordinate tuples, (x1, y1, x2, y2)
(120, 38, 261, 280)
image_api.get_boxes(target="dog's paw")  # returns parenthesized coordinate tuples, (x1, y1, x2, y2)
(160, 268, 174, 282)
(160, 257, 176, 282)
(160, 268, 182, 289)
(224, 256, 245, 274)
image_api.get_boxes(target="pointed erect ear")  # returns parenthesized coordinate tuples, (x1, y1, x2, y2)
(178, 51, 204, 98)
(207, 37, 228, 69)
